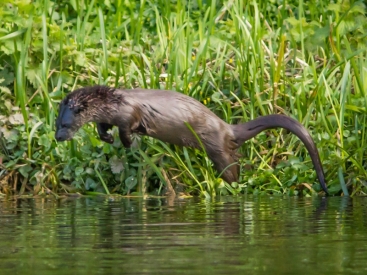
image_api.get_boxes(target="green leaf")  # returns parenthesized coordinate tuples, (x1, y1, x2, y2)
(109, 155, 124, 174)
(211, 91, 222, 103)
(1, 127, 19, 142)
(125, 175, 137, 191)
(73, 51, 87, 67)
(19, 164, 32, 178)
(25, 65, 42, 88)
(0, 68, 15, 86)
(38, 134, 51, 150)
(75, 167, 84, 176)
(63, 166, 72, 180)
(0, 40, 16, 55)
(85, 177, 98, 190)
(327, 3, 341, 12)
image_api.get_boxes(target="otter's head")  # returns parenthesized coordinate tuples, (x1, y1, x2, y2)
(55, 86, 117, 142)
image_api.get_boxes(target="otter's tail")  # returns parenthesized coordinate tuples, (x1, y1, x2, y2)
(232, 114, 328, 194)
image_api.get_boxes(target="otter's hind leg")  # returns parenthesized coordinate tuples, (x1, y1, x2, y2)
(207, 148, 239, 183)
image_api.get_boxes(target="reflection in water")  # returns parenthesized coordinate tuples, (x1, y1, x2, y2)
(0, 196, 367, 274)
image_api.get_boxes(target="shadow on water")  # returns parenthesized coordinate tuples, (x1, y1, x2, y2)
(0, 195, 367, 274)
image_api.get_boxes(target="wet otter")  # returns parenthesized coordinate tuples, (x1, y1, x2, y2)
(55, 85, 328, 194)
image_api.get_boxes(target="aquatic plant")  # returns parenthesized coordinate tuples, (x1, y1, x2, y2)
(1, 0, 367, 197)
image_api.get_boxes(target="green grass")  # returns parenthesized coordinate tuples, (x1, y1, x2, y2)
(1, 0, 367, 197)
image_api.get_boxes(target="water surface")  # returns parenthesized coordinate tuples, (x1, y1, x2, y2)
(0, 196, 366, 275)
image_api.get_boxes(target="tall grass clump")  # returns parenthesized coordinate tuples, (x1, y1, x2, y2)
(0, 0, 367, 197)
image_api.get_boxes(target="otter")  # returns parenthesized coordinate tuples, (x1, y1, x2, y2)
(55, 85, 328, 194)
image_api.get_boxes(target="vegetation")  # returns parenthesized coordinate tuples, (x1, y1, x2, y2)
(1, 0, 367, 197)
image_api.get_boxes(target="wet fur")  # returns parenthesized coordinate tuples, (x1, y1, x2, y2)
(55, 85, 328, 194)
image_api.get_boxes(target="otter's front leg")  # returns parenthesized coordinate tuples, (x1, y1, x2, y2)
(96, 123, 114, 144)
(118, 126, 132, 148)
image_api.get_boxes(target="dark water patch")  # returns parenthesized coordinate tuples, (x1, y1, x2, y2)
(0, 196, 366, 274)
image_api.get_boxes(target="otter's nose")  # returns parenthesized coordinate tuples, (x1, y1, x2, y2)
(55, 131, 66, 142)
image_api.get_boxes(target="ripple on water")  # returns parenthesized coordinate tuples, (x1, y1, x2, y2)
(0, 196, 366, 275)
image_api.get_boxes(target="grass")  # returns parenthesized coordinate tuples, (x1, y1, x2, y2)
(0, 0, 367, 197)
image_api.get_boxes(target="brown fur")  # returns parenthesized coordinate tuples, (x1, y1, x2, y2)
(55, 86, 328, 194)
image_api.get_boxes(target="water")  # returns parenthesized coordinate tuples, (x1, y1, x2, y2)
(0, 196, 366, 275)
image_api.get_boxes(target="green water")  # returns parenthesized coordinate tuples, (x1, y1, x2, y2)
(0, 196, 366, 275)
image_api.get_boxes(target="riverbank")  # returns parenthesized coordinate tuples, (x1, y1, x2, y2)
(1, 1, 367, 197)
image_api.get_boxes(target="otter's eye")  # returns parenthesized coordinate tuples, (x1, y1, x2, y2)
(74, 108, 82, 115)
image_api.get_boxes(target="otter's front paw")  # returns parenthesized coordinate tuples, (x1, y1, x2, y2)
(97, 123, 115, 144)
(100, 134, 114, 144)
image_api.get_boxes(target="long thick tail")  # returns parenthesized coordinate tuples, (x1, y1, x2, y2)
(232, 114, 328, 194)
